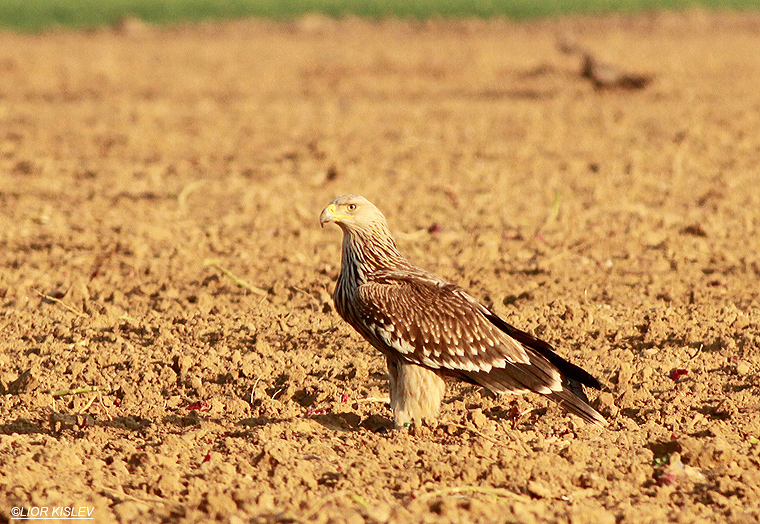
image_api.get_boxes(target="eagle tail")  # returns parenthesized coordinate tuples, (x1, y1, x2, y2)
(546, 380, 608, 427)
(460, 367, 608, 427)
(484, 311, 602, 390)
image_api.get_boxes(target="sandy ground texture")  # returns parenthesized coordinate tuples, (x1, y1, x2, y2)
(1, 11, 760, 524)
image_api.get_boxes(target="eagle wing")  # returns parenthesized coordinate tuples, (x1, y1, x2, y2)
(355, 270, 606, 426)
(357, 271, 564, 393)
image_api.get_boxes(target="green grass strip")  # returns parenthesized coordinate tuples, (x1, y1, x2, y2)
(0, 0, 758, 32)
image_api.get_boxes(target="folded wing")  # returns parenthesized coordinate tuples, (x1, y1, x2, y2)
(357, 271, 606, 426)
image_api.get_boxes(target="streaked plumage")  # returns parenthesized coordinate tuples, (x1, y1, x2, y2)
(320, 195, 607, 428)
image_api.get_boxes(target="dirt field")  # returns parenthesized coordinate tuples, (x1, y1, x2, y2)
(1, 11, 760, 524)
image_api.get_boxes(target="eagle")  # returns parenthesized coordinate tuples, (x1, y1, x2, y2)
(320, 195, 607, 429)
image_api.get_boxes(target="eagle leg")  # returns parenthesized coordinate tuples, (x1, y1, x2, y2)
(387, 356, 446, 428)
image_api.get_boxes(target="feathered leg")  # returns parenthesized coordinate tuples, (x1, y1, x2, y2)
(387, 356, 446, 428)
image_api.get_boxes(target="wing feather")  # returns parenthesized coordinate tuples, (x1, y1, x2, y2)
(349, 269, 606, 426)
(358, 272, 568, 395)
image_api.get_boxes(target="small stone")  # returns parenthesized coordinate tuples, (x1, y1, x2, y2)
(257, 492, 275, 509)
(597, 391, 615, 411)
(735, 361, 751, 375)
(598, 391, 620, 418)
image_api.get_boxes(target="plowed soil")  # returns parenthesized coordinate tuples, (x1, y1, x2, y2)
(1, 11, 760, 524)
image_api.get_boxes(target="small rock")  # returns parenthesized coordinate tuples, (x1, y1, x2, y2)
(735, 361, 751, 375)
(257, 492, 275, 510)
(597, 391, 617, 418)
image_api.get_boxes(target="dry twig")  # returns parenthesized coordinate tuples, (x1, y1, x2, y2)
(78, 393, 99, 414)
(203, 259, 267, 296)
(97, 393, 113, 421)
(446, 422, 501, 446)
(38, 291, 88, 318)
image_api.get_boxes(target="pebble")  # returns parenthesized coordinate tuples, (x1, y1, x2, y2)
(735, 361, 751, 375)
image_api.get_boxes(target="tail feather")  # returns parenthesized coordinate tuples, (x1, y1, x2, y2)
(546, 382, 607, 427)
(478, 310, 608, 427)
(461, 368, 608, 427)
(484, 311, 601, 389)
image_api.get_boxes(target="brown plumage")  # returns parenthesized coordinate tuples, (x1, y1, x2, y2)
(320, 195, 607, 429)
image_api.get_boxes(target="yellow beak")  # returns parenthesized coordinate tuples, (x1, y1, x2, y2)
(319, 204, 337, 227)
(320, 204, 353, 227)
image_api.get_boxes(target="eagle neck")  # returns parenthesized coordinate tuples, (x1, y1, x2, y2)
(340, 224, 407, 283)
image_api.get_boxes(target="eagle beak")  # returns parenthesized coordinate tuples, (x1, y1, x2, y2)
(319, 204, 338, 228)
